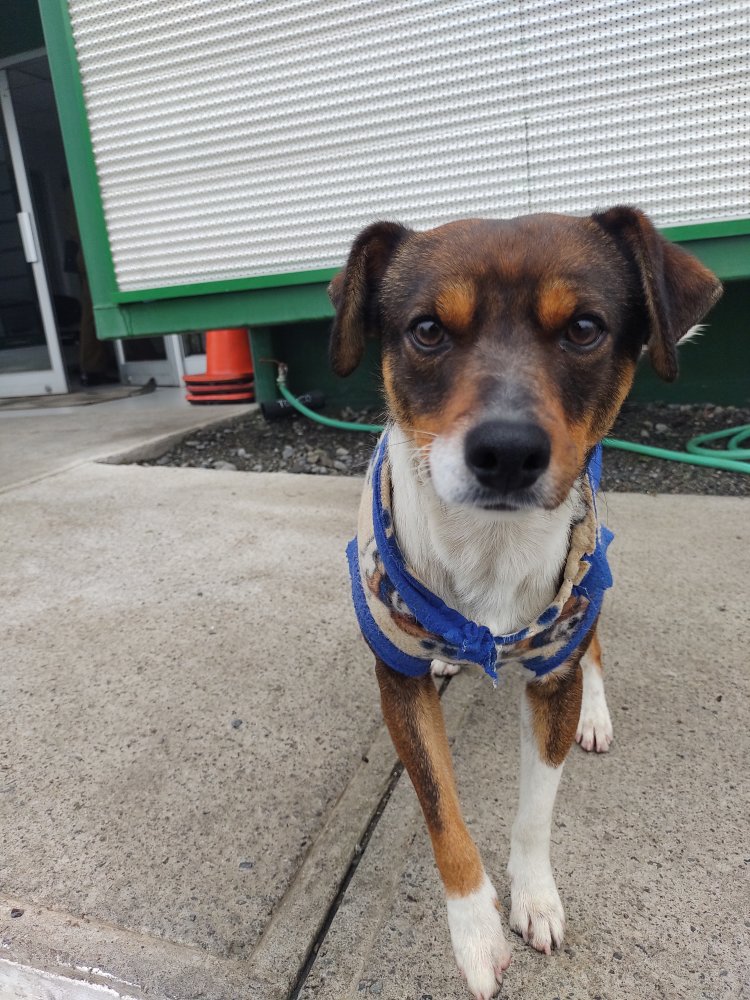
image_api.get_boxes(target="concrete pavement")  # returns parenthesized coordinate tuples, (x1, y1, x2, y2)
(1, 463, 385, 999)
(0, 388, 248, 490)
(300, 491, 750, 1000)
(0, 401, 748, 999)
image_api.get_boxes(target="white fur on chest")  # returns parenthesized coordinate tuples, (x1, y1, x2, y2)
(387, 424, 579, 636)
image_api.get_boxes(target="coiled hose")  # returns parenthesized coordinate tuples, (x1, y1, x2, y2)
(272, 363, 750, 474)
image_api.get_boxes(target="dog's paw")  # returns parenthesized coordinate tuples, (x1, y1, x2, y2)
(431, 657, 462, 677)
(446, 874, 512, 1000)
(508, 871, 564, 955)
(576, 691, 614, 753)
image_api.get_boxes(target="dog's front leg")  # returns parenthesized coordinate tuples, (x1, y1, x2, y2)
(508, 660, 583, 954)
(375, 659, 511, 1000)
(576, 627, 614, 752)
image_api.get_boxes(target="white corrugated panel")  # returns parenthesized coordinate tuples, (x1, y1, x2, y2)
(67, 0, 749, 292)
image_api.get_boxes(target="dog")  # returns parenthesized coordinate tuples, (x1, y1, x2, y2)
(328, 207, 721, 999)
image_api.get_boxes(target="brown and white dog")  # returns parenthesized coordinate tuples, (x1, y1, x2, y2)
(328, 207, 721, 999)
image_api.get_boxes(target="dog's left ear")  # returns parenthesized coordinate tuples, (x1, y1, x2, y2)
(328, 221, 411, 377)
(592, 206, 722, 381)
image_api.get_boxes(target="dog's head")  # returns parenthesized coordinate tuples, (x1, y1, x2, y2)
(329, 208, 721, 511)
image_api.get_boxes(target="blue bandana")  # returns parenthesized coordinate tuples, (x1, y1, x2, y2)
(347, 434, 613, 683)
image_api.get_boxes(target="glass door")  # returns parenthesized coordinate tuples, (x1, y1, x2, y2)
(0, 69, 67, 397)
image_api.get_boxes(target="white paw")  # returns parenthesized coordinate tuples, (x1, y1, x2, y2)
(508, 869, 565, 955)
(446, 874, 512, 1000)
(431, 657, 462, 677)
(576, 691, 614, 753)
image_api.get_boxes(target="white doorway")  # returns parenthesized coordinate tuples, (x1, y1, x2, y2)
(0, 63, 67, 397)
(114, 334, 184, 388)
(1, 54, 200, 398)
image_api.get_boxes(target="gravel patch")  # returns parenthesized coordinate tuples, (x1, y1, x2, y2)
(142, 401, 750, 497)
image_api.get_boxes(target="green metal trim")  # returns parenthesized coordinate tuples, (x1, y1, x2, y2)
(96, 220, 750, 307)
(676, 235, 750, 283)
(110, 219, 750, 305)
(39, 0, 119, 306)
(92, 282, 334, 340)
(95, 232, 750, 342)
(112, 266, 340, 303)
(248, 328, 277, 405)
(660, 218, 750, 242)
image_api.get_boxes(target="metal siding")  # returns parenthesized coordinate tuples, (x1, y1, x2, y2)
(67, 0, 750, 292)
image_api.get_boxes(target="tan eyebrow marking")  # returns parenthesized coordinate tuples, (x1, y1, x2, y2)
(435, 280, 476, 329)
(537, 279, 578, 329)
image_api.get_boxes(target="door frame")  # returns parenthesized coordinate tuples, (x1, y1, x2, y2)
(114, 334, 184, 387)
(0, 64, 68, 397)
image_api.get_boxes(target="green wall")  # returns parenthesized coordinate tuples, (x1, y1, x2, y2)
(250, 279, 748, 410)
(250, 323, 383, 413)
(629, 279, 748, 404)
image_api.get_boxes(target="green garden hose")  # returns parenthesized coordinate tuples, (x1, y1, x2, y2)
(601, 433, 750, 473)
(275, 364, 384, 433)
(273, 363, 750, 474)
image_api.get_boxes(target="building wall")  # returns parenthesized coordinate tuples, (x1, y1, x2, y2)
(36, 0, 749, 406)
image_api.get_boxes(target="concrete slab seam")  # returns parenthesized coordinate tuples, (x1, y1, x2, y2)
(288, 677, 462, 1000)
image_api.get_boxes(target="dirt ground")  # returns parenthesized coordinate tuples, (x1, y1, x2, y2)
(144, 401, 750, 497)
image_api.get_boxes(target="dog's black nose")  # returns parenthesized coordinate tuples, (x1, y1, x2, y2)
(464, 420, 551, 493)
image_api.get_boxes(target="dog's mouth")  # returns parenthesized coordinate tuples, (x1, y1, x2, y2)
(452, 485, 554, 514)
(476, 496, 536, 512)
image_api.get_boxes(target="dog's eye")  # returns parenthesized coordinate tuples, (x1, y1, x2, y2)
(410, 318, 446, 351)
(564, 317, 605, 350)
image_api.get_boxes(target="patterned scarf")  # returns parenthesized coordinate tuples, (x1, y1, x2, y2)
(347, 433, 613, 683)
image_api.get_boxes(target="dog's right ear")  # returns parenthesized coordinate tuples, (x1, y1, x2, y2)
(328, 221, 410, 377)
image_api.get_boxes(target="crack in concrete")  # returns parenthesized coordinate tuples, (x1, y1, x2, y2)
(288, 677, 452, 1000)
